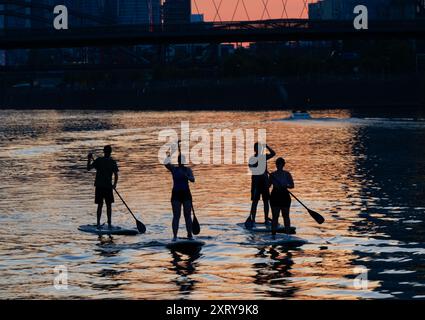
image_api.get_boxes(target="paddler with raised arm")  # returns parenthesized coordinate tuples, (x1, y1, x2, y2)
(248, 142, 276, 226)
(164, 141, 195, 241)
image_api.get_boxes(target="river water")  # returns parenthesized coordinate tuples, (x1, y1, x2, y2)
(0, 109, 424, 299)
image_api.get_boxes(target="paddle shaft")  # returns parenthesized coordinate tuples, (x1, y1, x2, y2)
(287, 190, 309, 211)
(287, 190, 324, 224)
(114, 189, 138, 221)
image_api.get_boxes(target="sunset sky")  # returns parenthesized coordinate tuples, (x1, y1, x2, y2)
(191, 0, 315, 21)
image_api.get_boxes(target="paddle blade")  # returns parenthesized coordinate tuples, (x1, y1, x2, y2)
(192, 216, 201, 235)
(308, 209, 325, 224)
(244, 215, 254, 229)
(136, 219, 146, 234)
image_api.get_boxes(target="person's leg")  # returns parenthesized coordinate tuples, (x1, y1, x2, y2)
(183, 200, 193, 239)
(262, 183, 271, 223)
(95, 188, 103, 227)
(282, 207, 291, 232)
(250, 200, 259, 222)
(250, 182, 260, 222)
(271, 206, 280, 238)
(96, 202, 103, 227)
(106, 203, 112, 228)
(263, 199, 270, 223)
(171, 200, 182, 240)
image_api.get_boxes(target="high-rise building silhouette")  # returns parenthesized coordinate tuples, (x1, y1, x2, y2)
(163, 0, 191, 25)
(117, 0, 161, 25)
(309, 0, 417, 20)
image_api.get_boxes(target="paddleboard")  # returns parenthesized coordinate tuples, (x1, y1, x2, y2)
(78, 224, 139, 236)
(237, 223, 296, 234)
(166, 238, 205, 252)
(260, 234, 308, 246)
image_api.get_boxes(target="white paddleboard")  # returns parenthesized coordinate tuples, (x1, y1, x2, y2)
(237, 223, 296, 234)
(166, 238, 205, 251)
(78, 224, 139, 236)
(260, 234, 308, 246)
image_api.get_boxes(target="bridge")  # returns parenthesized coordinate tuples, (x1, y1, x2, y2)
(0, 0, 424, 49)
(1, 19, 425, 50)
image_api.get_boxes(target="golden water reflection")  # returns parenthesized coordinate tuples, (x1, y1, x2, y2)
(0, 110, 424, 299)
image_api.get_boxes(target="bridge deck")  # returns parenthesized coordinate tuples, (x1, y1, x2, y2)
(1, 19, 424, 49)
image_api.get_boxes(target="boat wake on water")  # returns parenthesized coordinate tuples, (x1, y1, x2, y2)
(274, 116, 425, 126)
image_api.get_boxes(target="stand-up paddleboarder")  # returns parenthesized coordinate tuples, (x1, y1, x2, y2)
(269, 157, 295, 238)
(248, 142, 276, 225)
(164, 141, 195, 241)
(87, 145, 119, 229)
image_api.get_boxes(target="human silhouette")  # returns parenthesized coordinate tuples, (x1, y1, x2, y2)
(164, 141, 195, 241)
(248, 142, 276, 224)
(87, 145, 119, 229)
(269, 157, 294, 238)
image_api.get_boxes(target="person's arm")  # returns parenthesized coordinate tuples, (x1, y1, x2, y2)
(165, 140, 180, 172)
(113, 171, 119, 189)
(87, 154, 95, 171)
(164, 151, 174, 172)
(265, 145, 276, 160)
(186, 168, 195, 183)
(248, 156, 257, 168)
(286, 172, 294, 189)
(268, 172, 274, 188)
(112, 161, 119, 189)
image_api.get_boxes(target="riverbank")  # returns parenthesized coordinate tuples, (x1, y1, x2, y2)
(0, 76, 423, 109)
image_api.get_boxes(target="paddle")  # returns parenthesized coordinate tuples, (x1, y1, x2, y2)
(114, 188, 147, 233)
(191, 204, 201, 235)
(288, 190, 325, 224)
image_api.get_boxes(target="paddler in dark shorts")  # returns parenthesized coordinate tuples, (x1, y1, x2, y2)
(269, 157, 294, 238)
(87, 145, 119, 229)
(248, 142, 276, 225)
(164, 142, 195, 241)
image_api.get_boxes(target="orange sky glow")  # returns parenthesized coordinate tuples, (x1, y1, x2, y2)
(191, 0, 317, 21)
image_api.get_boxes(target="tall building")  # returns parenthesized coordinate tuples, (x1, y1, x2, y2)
(309, 0, 417, 20)
(3, 0, 32, 29)
(72, 1, 162, 26)
(0, 3, 4, 66)
(417, 0, 425, 18)
(1, 0, 33, 65)
(117, 0, 161, 25)
(191, 14, 204, 23)
(4, 0, 92, 29)
(0, 3, 3, 29)
(79, 0, 118, 25)
(309, 0, 341, 20)
(0, 1, 164, 29)
(163, 0, 191, 25)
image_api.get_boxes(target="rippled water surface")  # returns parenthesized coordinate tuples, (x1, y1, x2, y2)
(1, 109, 425, 299)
